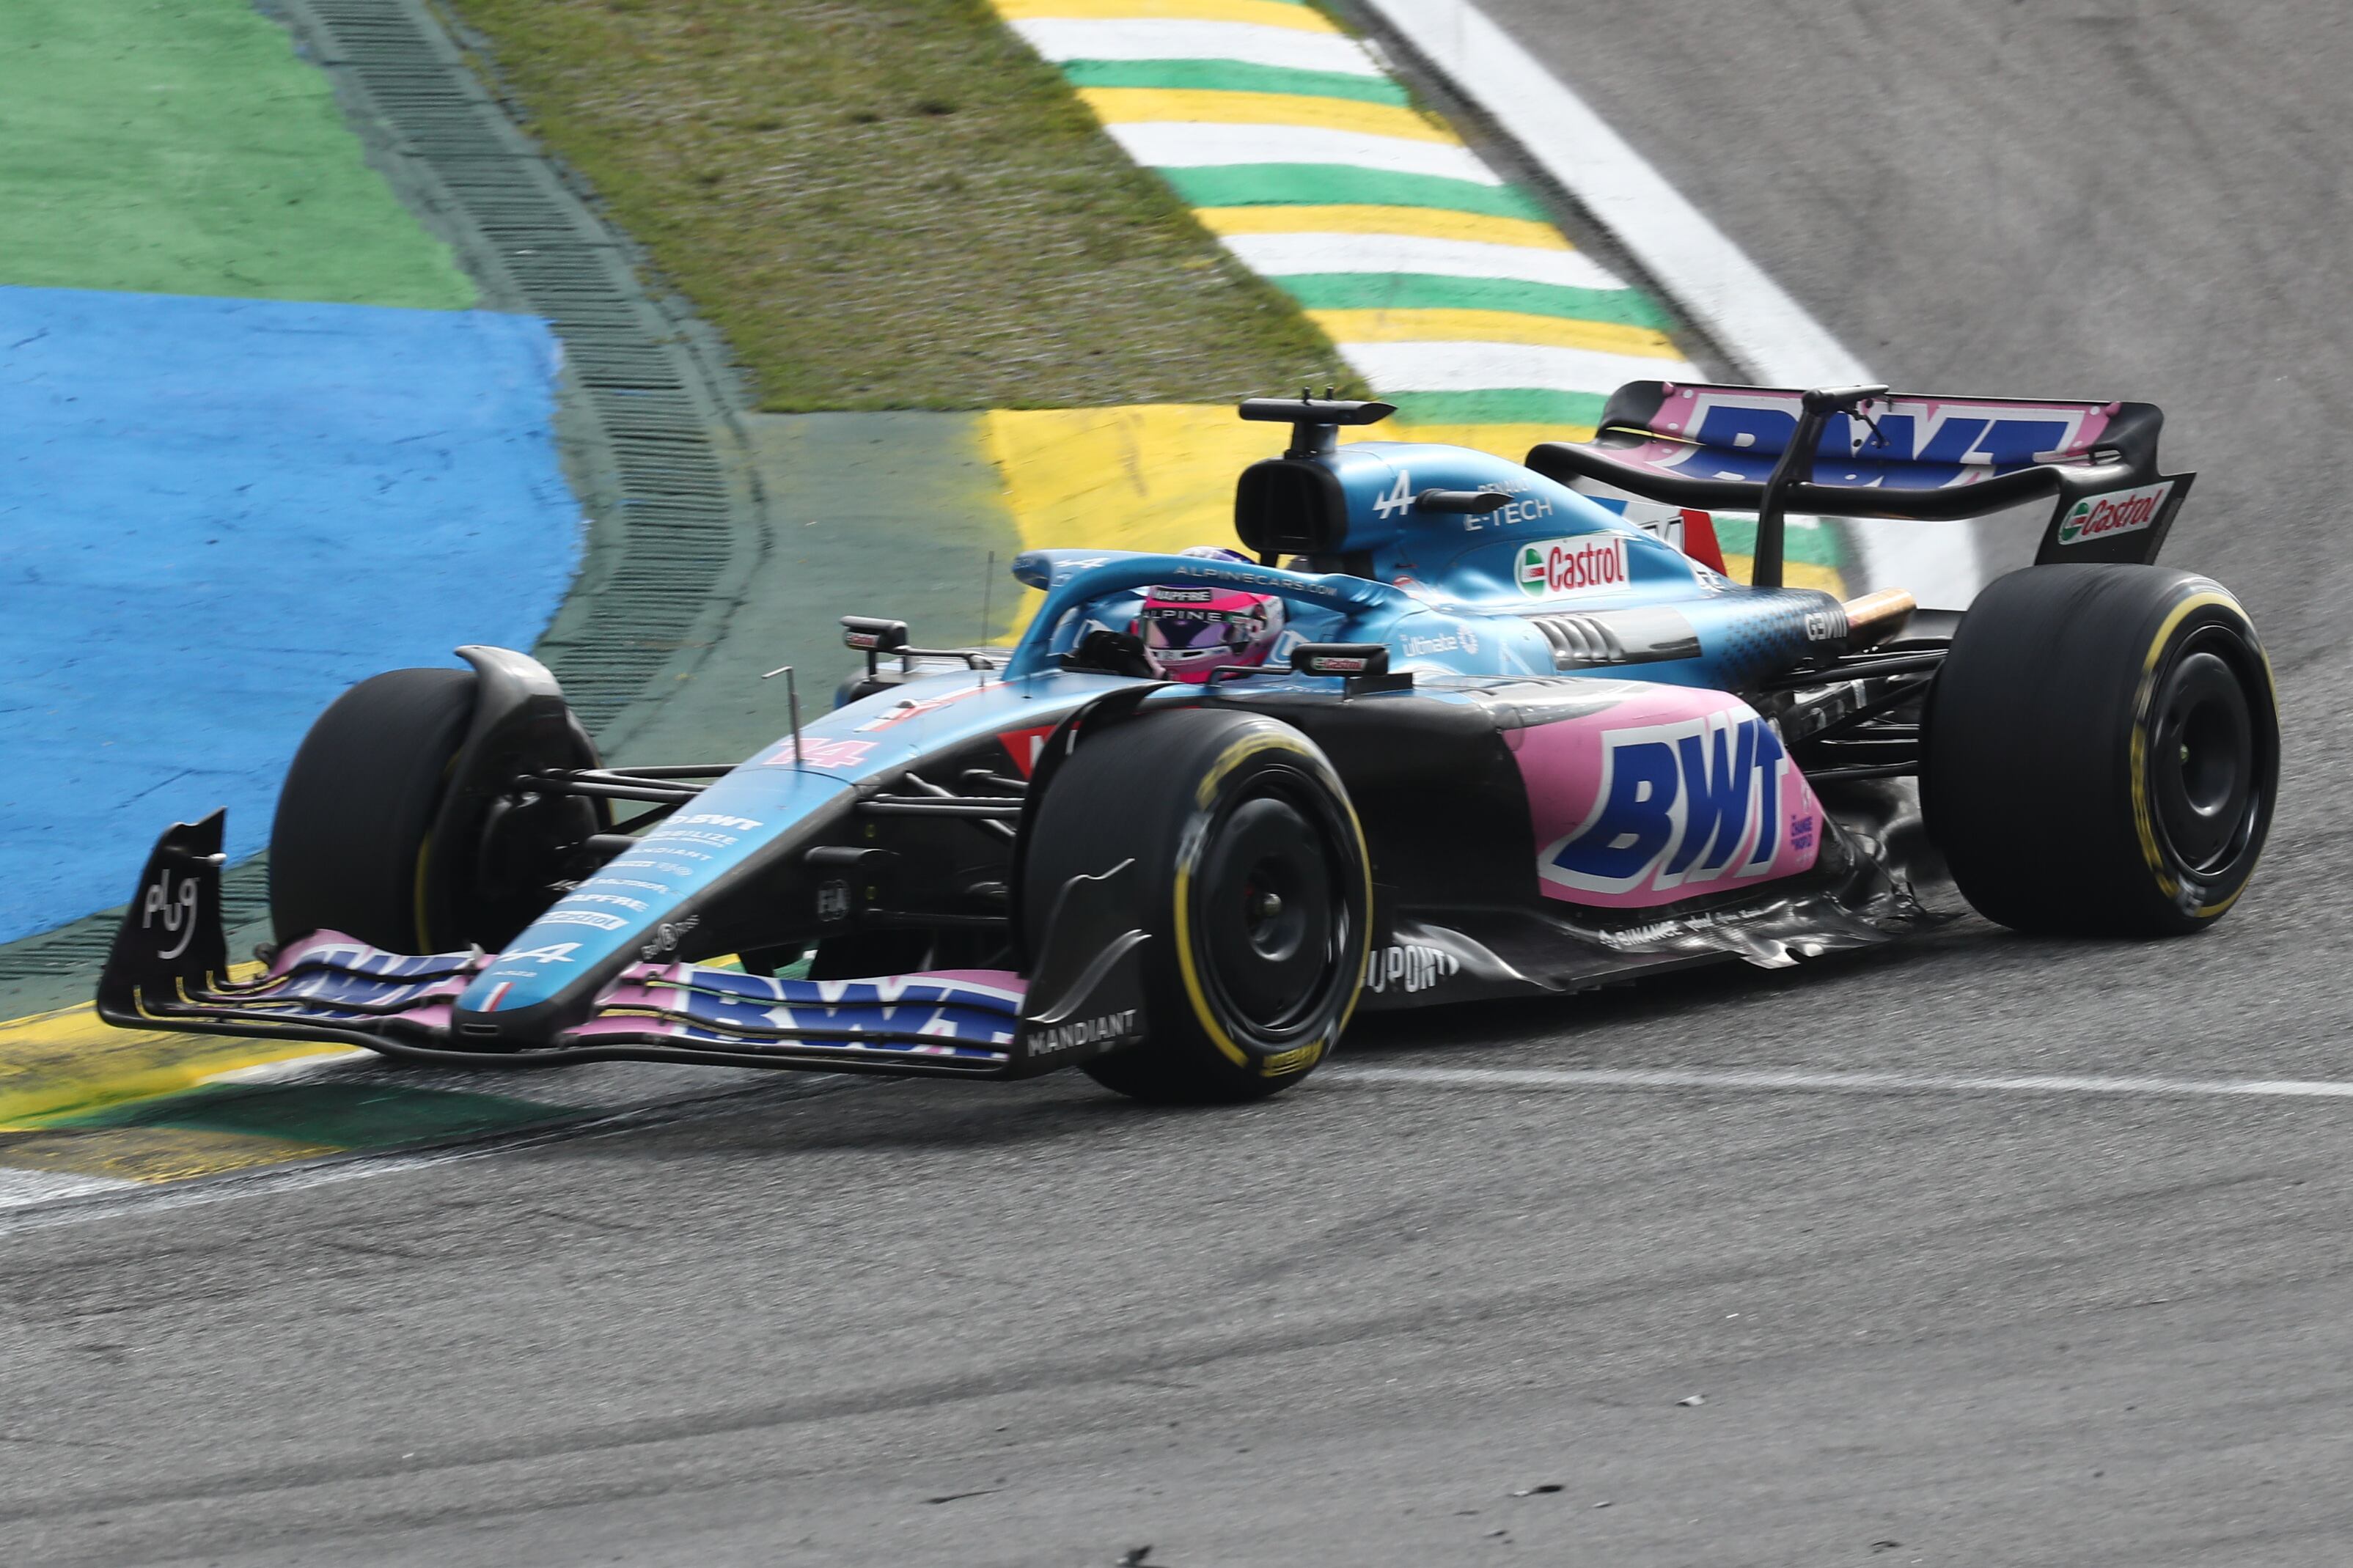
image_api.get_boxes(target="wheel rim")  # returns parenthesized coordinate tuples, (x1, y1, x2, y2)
(455, 730, 606, 949)
(2148, 632, 2261, 877)
(1197, 784, 1346, 1035)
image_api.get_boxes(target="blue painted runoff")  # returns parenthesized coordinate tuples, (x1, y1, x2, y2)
(0, 286, 582, 945)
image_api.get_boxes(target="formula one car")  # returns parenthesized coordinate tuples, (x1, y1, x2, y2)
(98, 383, 2280, 1100)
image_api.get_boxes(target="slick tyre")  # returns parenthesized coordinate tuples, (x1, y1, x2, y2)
(1922, 564, 2277, 936)
(270, 668, 601, 953)
(1024, 708, 1370, 1103)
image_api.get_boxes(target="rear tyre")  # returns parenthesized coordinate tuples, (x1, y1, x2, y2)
(269, 668, 601, 952)
(1023, 708, 1370, 1103)
(1922, 564, 2277, 936)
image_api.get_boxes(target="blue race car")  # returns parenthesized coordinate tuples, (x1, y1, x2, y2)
(99, 384, 2280, 1101)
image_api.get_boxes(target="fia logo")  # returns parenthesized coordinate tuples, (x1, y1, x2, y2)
(142, 869, 201, 961)
(638, 919, 699, 962)
(1543, 711, 1791, 896)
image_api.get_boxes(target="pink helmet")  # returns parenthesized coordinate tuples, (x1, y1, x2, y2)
(1131, 548, 1288, 683)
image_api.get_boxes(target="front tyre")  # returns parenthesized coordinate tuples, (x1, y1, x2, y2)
(1024, 708, 1370, 1103)
(1923, 564, 2278, 936)
(270, 667, 602, 953)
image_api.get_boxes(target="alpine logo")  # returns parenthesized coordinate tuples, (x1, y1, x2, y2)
(1517, 535, 1631, 597)
(2057, 480, 2173, 545)
(1543, 710, 1792, 897)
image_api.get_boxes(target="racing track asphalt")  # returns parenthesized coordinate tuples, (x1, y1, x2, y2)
(10, 4, 2353, 1562)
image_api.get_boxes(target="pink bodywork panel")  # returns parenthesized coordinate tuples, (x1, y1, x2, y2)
(1508, 685, 1823, 909)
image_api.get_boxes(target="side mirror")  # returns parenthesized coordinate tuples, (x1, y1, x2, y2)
(1290, 643, 1411, 696)
(841, 616, 911, 654)
(842, 616, 910, 677)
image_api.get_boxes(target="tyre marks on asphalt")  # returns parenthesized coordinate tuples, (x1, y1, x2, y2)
(0, 1027, 834, 1215)
(0, 1064, 859, 1235)
(17, 1050, 2353, 1222)
(0, 950, 824, 1213)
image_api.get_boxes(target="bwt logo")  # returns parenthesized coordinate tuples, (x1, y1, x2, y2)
(1543, 711, 1791, 896)
(1670, 395, 2093, 487)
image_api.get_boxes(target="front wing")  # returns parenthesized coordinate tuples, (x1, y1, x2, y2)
(95, 813, 1143, 1080)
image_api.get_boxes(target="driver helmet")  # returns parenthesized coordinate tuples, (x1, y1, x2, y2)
(1131, 546, 1288, 683)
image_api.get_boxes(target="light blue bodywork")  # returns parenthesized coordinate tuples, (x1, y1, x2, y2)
(455, 438, 1844, 1026)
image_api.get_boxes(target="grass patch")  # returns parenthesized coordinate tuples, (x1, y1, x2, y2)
(444, 0, 1357, 411)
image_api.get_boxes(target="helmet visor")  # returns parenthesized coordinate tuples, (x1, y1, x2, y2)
(1139, 612, 1249, 655)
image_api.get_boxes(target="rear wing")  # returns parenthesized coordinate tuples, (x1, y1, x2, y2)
(1527, 381, 2192, 584)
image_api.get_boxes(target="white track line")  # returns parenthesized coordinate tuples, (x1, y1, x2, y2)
(1356, 0, 1981, 600)
(1219, 231, 1628, 290)
(0, 1072, 861, 1236)
(1335, 1065, 2353, 1101)
(0, 1167, 139, 1212)
(1010, 18, 1382, 75)
(1104, 122, 1498, 183)
(1358, 0, 1868, 388)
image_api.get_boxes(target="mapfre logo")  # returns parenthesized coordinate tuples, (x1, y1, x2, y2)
(1542, 710, 1791, 897)
(2057, 480, 2173, 545)
(1517, 535, 1631, 597)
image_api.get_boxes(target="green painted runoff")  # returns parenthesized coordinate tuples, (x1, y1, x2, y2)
(1159, 166, 1552, 221)
(0, 0, 474, 306)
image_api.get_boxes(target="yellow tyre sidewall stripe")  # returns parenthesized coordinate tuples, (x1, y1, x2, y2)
(1170, 727, 1370, 1075)
(2128, 588, 2270, 918)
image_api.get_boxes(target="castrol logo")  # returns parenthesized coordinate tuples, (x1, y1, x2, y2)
(1517, 534, 1632, 597)
(2057, 480, 2174, 545)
